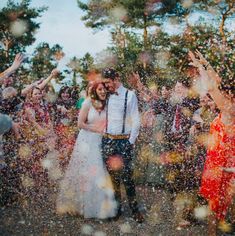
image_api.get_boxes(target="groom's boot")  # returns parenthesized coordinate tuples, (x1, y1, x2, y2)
(130, 201, 144, 223)
(132, 210, 144, 223)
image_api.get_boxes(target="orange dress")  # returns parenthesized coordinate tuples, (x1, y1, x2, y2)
(200, 114, 235, 220)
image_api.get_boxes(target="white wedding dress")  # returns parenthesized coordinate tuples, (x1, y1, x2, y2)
(56, 100, 117, 219)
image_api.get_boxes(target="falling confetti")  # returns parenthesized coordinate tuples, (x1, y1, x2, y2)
(94, 231, 107, 236)
(181, 0, 193, 9)
(10, 19, 28, 37)
(109, 6, 127, 23)
(155, 51, 170, 69)
(106, 155, 124, 171)
(18, 144, 32, 159)
(1, 1, 234, 235)
(119, 222, 132, 234)
(81, 224, 94, 235)
(21, 175, 35, 188)
(194, 206, 209, 220)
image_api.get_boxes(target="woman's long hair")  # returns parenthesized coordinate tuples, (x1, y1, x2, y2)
(89, 80, 106, 111)
(57, 86, 75, 109)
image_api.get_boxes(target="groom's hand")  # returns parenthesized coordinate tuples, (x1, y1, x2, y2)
(128, 139, 134, 148)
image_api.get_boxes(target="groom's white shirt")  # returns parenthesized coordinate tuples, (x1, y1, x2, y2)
(106, 84, 140, 144)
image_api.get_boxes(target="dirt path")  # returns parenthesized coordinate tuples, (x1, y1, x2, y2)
(0, 186, 219, 236)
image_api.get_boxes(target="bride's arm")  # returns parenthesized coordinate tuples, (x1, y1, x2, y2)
(77, 99, 103, 133)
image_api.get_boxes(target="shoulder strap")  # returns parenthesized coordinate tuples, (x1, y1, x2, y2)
(122, 90, 129, 134)
(105, 95, 110, 133)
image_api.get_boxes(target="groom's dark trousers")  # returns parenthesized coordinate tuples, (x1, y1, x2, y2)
(101, 136, 139, 214)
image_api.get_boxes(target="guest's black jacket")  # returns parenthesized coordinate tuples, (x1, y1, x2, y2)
(152, 97, 200, 147)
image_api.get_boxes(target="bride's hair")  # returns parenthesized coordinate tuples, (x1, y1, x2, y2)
(89, 80, 106, 111)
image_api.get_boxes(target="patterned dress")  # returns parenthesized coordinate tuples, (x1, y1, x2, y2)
(19, 101, 52, 187)
(200, 114, 235, 220)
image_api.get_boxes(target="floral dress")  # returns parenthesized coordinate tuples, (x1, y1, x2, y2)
(19, 101, 52, 187)
(200, 114, 235, 220)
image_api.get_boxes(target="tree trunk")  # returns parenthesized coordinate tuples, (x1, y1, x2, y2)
(219, 13, 227, 45)
(2, 31, 11, 58)
(4, 39, 10, 58)
(113, 26, 125, 60)
(143, 14, 148, 50)
(219, 4, 235, 45)
(72, 71, 77, 86)
(143, 14, 148, 69)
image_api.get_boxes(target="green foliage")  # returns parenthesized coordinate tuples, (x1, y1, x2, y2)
(77, 0, 115, 29)
(76, 0, 235, 89)
(30, 42, 64, 80)
(67, 53, 95, 88)
(0, 0, 47, 69)
(168, 25, 234, 80)
(1, 0, 234, 93)
(192, 0, 235, 11)
(77, 0, 184, 48)
(77, 0, 183, 29)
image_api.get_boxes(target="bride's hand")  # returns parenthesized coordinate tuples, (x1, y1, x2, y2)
(87, 121, 106, 133)
(95, 121, 106, 134)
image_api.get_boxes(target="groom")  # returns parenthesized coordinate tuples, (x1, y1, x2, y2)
(101, 68, 144, 223)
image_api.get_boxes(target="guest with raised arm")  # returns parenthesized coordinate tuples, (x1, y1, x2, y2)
(0, 53, 24, 128)
(54, 86, 78, 170)
(18, 69, 59, 195)
(189, 50, 235, 235)
(21, 69, 59, 97)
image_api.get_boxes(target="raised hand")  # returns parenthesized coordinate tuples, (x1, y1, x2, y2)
(128, 72, 143, 90)
(50, 68, 60, 77)
(0, 53, 24, 82)
(188, 50, 202, 68)
(196, 49, 221, 84)
(195, 49, 209, 66)
(10, 53, 24, 71)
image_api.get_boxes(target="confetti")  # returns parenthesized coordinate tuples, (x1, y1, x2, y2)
(10, 19, 28, 37)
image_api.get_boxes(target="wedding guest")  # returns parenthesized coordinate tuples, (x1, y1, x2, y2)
(189, 50, 235, 235)
(18, 69, 59, 192)
(54, 86, 78, 170)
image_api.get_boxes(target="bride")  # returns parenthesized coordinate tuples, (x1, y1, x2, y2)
(56, 80, 117, 219)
